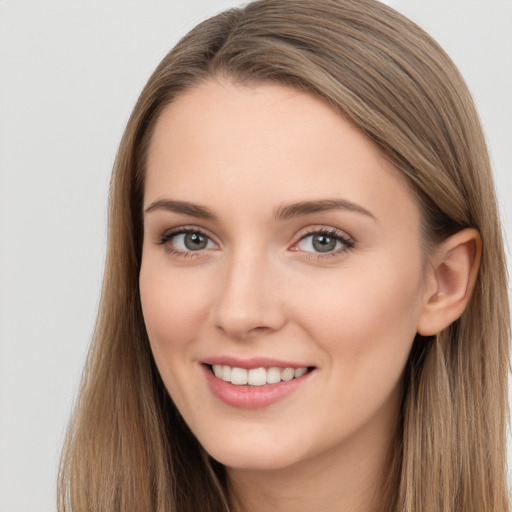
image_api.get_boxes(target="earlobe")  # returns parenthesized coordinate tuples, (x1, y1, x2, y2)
(417, 228, 481, 336)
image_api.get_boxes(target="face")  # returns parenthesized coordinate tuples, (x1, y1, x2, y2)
(140, 80, 431, 473)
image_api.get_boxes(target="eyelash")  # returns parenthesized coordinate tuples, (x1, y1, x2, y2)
(294, 228, 355, 259)
(156, 226, 355, 260)
(156, 227, 216, 259)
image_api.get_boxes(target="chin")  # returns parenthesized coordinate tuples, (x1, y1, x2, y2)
(204, 439, 302, 472)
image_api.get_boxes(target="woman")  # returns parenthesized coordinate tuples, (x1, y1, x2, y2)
(58, 0, 510, 510)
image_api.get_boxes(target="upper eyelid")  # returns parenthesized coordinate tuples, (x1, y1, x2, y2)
(294, 225, 354, 242)
(156, 227, 219, 258)
(298, 228, 348, 238)
(160, 225, 218, 242)
(290, 226, 355, 256)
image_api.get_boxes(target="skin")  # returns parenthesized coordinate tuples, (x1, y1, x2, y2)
(139, 80, 470, 512)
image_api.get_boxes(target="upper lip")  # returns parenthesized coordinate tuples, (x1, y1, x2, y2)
(201, 356, 313, 370)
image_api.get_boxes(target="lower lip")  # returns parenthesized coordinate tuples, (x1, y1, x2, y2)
(202, 365, 314, 409)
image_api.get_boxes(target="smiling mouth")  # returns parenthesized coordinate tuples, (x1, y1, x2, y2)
(207, 364, 314, 387)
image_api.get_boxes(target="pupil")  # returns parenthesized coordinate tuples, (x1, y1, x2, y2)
(312, 234, 337, 252)
(184, 232, 207, 250)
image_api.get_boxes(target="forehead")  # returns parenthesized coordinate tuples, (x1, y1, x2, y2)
(144, 79, 419, 226)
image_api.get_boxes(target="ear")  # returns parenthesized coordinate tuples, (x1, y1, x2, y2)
(417, 228, 481, 336)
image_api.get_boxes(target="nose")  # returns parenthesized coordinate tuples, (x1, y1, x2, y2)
(211, 253, 287, 340)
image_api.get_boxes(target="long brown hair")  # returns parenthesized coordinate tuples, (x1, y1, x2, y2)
(58, 1, 510, 510)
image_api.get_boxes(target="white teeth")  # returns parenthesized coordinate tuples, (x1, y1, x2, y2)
(266, 367, 281, 384)
(221, 365, 231, 381)
(281, 367, 295, 381)
(210, 365, 309, 386)
(248, 367, 267, 386)
(294, 367, 307, 378)
(230, 367, 248, 385)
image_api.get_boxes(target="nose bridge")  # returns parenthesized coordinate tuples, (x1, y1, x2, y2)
(212, 245, 285, 338)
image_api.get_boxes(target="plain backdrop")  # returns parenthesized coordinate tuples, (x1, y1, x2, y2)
(0, 1, 511, 510)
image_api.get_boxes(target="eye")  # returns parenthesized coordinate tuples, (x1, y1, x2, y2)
(294, 228, 354, 255)
(158, 228, 217, 254)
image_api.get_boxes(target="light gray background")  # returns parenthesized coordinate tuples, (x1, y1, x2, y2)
(0, 1, 511, 510)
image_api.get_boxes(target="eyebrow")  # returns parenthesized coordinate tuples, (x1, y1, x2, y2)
(144, 197, 376, 222)
(274, 199, 377, 222)
(144, 199, 216, 219)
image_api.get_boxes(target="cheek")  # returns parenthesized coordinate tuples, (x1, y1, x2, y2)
(291, 256, 424, 368)
(288, 260, 424, 437)
(139, 261, 212, 351)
